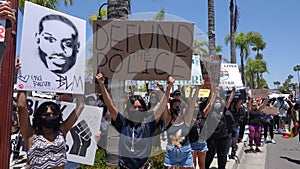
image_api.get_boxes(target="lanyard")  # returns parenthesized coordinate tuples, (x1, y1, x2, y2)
(131, 127, 135, 152)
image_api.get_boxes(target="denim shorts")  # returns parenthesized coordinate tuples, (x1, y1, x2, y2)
(190, 140, 208, 152)
(164, 144, 194, 167)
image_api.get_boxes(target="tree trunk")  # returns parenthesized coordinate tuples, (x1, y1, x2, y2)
(106, 0, 131, 167)
(256, 72, 260, 89)
(208, 0, 216, 55)
(240, 51, 245, 86)
(230, 0, 236, 63)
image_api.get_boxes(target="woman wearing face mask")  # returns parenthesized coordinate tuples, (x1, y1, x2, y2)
(247, 95, 268, 152)
(96, 73, 174, 169)
(205, 87, 235, 169)
(17, 91, 84, 169)
(163, 85, 201, 169)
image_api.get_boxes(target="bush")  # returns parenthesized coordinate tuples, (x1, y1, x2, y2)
(79, 147, 166, 169)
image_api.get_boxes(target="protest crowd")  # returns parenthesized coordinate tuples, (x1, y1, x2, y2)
(1, 2, 300, 169)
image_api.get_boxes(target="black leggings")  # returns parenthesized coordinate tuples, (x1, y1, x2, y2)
(264, 124, 274, 140)
(205, 136, 228, 169)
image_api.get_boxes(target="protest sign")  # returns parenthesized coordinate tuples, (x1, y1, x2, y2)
(220, 63, 243, 87)
(199, 54, 222, 88)
(93, 20, 194, 80)
(262, 106, 279, 116)
(26, 97, 102, 165)
(17, 2, 86, 94)
(199, 89, 211, 98)
(250, 89, 268, 98)
(225, 87, 247, 100)
(174, 55, 203, 86)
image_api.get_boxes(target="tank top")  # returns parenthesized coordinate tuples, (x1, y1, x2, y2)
(27, 130, 67, 169)
(167, 121, 190, 147)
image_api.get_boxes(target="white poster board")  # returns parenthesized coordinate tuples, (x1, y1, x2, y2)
(219, 63, 243, 88)
(17, 2, 86, 94)
(174, 55, 203, 86)
(26, 97, 102, 165)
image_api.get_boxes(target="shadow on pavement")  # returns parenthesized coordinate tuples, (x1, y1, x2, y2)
(280, 156, 300, 165)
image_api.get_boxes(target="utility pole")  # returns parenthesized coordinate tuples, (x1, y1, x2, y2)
(0, 0, 18, 168)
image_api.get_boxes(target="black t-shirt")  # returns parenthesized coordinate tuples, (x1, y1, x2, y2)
(189, 111, 206, 142)
(249, 109, 262, 126)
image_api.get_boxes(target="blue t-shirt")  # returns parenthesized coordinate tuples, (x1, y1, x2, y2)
(111, 112, 157, 168)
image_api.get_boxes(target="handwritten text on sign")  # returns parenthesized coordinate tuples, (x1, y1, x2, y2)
(93, 20, 194, 80)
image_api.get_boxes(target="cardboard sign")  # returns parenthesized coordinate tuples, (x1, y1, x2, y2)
(220, 63, 243, 87)
(250, 89, 268, 98)
(174, 55, 203, 86)
(199, 54, 222, 88)
(17, 2, 86, 94)
(262, 106, 279, 116)
(93, 20, 194, 80)
(26, 97, 102, 165)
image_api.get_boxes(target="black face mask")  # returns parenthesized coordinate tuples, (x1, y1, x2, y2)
(171, 106, 181, 116)
(40, 116, 60, 129)
(128, 110, 147, 123)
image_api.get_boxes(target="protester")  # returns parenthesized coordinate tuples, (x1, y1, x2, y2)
(163, 85, 201, 168)
(96, 73, 173, 169)
(291, 102, 300, 141)
(229, 98, 245, 159)
(272, 95, 289, 134)
(205, 87, 235, 169)
(189, 88, 216, 169)
(247, 95, 268, 152)
(17, 91, 84, 169)
(286, 94, 295, 131)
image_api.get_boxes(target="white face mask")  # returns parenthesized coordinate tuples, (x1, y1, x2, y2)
(214, 103, 222, 110)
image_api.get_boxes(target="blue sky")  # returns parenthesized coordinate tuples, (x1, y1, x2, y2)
(17, 0, 300, 89)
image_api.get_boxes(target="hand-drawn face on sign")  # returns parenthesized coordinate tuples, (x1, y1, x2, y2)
(36, 14, 80, 74)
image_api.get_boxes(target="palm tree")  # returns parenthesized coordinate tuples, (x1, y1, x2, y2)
(153, 8, 165, 21)
(19, 0, 74, 12)
(208, 0, 216, 55)
(107, 0, 131, 20)
(294, 65, 300, 92)
(225, 32, 250, 86)
(273, 81, 281, 90)
(248, 31, 266, 59)
(229, 0, 239, 63)
(245, 57, 268, 89)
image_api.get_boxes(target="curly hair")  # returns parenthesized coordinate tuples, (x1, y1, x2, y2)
(32, 101, 63, 135)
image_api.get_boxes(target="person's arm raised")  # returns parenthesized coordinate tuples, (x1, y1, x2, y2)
(61, 94, 85, 136)
(258, 97, 268, 111)
(154, 76, 174, 124)
(185, 85, 201, 127)
(225, 86, 236, 109)
(96, 73, 118, 121)
(17, 91, 35, 148)
(203, 86, 218, 118)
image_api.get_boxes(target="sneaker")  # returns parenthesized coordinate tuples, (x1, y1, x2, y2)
(263, 139, 268, 144)
(271, 139, 276, 144)
(255, 147, 261, 153)
(278, 128, 283, 134)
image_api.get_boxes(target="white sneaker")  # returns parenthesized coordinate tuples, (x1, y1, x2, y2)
(271, 139, 276, 144)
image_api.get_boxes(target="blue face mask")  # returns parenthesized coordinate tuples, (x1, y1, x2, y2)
(88, 100, 96, 106)
(214, 103, 222, 110)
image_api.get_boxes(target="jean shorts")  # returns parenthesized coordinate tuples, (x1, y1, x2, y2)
(190, 140, 208, 152)
(164, 144, 194, 167)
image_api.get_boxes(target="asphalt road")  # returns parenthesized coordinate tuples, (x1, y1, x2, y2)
(238, 132, 300, 169)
